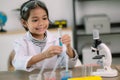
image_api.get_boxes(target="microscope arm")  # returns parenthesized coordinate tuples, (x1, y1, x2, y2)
(98, 43, 112, 70)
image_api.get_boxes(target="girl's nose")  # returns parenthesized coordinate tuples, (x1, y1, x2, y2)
(38, 20, 43, 26)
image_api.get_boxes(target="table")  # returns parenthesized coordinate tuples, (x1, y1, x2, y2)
(0, 65, 120, 80)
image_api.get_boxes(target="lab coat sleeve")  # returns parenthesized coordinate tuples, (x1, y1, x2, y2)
(12, 39, 35, 72)
(59, 48, 80, 68)
(13, 55, 34, 72)
(68, 49, 80, 68)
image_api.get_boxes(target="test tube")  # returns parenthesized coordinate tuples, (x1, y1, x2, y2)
(87, 64, 93, 76)
(81, 64, 93, 77)
(60, 70, 72, 80)
(81, 65, 87, 77)
(44, 71, 56, 80)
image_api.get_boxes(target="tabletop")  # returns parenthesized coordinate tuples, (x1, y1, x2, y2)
(0, 65, 120, 80)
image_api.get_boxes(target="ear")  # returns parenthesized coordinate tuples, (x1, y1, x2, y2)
(21, 19, 28, 28)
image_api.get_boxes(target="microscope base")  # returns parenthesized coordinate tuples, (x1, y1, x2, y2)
(92, 68, 118, 77)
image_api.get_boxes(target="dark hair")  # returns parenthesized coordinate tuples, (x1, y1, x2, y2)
(20, 0, 49, 31)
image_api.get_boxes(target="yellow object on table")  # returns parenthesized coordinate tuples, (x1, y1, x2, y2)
(68, 76, 102, 80)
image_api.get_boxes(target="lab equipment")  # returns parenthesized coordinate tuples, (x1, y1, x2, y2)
(91, 29, 118, 77)
(36, 39, 60, 80)
(58, 27, 68, 72)
(44, 71, 56, 80)
(49, 28, 68, 79)
(29, 74, 38, 80)
(58, 27, 70, 80)
(36, 60, 49, 80)
(81, 65, 87, 77)
(58, 27, 63, 46)
(60, 70, 72, 80)
(81, 64, 93, 77)
(49, 55, 64, 79)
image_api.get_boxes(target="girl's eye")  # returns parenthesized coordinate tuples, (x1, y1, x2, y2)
(43, 17, 48, 20)
(32, 19, 38, 22)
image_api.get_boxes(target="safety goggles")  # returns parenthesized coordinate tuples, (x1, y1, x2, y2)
(21, 0, 47, 17)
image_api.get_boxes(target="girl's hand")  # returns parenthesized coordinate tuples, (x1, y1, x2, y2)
(61, 34, 75, 58)
(61, 34, 71, 47)
(43, 46, 62, 58)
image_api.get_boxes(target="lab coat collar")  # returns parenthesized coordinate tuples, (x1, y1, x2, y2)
(26, 31, 47, 42)
(25, 30, 58, 52)
(42, 30, 58, 52)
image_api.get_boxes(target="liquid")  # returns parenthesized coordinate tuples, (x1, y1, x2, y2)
(61, 76, 71, 80)
(45, 77, 56, 80)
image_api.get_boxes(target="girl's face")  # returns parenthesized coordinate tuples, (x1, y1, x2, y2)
(23, 7, 49, 39)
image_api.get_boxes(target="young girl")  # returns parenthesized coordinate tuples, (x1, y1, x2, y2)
(12, 0, 79, 72)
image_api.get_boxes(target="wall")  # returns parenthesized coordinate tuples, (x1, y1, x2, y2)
(0, 33, 25, 71)
(0, 0, 73, 31)
(75, 1, 120, 25)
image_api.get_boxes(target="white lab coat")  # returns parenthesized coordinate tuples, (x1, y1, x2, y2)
(12, 30, 78, 72)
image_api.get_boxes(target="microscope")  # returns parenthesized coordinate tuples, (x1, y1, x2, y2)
(91, 29, 118, 77)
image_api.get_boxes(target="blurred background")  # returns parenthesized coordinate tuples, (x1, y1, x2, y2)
(1, 0, 120, 71)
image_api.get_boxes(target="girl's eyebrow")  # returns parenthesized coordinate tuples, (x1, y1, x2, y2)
(31, 15, 48, 18)
(31, 16, 38, 19)
(43, 15, 48, 17)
